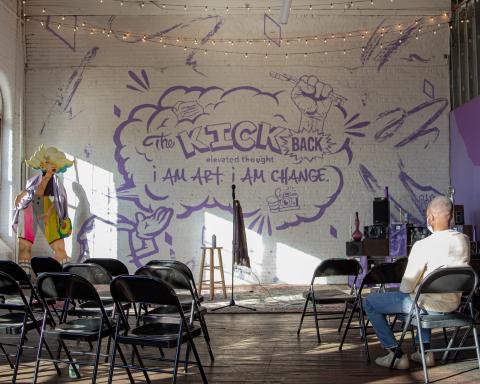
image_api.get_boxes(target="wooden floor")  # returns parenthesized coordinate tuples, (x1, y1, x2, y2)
(2, 313, 479, 383)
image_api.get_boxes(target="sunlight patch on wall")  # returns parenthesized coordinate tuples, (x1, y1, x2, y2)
(276, 242, 321, 284)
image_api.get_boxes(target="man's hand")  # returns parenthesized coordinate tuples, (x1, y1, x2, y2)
(291, 75, 333, 117)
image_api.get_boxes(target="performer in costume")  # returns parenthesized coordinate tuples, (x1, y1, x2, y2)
(12, 145, 74, 263)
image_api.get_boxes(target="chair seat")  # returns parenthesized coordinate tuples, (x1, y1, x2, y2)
(0, 312, 37, 335)
(141, 304, 207, 323)
(303, 288, 355, 304)
(412, 312, 473, 329)
(117, 322, 202, 348)
(48, 317, 113, 339)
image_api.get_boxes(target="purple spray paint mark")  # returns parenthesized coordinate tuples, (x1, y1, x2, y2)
(423, 79, 435, 99)
(361, 19, 386, 66)
(374, 80, 448, 149)
(401, 53, 432, 63)
(114, 105, 121, 117)
(374, 19, 422, 71)
(165, 231, 173, 246)
(127, 69, 150, 92)
(46, 16, 77, 51)
(40, 46, 99, 134)
(329, 225, 338, 238)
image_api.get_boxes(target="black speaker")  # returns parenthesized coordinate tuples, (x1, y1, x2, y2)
(364, 224, 388, 239)
(408, 226, 430, 246)
(470, 241, 478, 256)
(453, 205, 465, 225)
(373, 197, 390, 225)
(346, 241, 363, 256)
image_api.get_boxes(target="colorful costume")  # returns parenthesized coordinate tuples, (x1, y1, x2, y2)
(12, 173, 71, 244)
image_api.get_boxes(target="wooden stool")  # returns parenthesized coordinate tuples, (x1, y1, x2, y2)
(198, 247, 227, 300)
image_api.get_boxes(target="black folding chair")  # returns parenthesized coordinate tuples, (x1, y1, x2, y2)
(446, 259, 480, 362)
(136, 265, 214, 362)
(63, 263, 116, 316)
(34, 272, 134, 384)
(0, 271, 60, 383)
(391, 266, 480, 383)
(109, 275, 208, 383)
(84, 258, 129, 277)
(146, 260, 204, 303)
(297, 258, 362, 343)
(31, 256, 63, 276)
(339, 261, 408, 361)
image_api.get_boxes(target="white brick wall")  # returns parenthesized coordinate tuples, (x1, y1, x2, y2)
(18, 0, 451, 282)
(0, 0, 24, 260)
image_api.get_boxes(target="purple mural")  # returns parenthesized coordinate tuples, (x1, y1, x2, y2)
(74, 69, 373, 266)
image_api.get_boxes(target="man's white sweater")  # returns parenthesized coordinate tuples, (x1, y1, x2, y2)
(399, 229, 471, 313)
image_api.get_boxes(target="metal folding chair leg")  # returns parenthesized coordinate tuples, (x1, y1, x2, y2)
(297, 296, 309, 336)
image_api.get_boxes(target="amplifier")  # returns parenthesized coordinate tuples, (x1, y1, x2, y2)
(346, 241, 363, 256)
(409, 226, 430, 246)
(471, 241, 479, 256)
(364, 224, 388, 239)
(453, 205, 465, 225)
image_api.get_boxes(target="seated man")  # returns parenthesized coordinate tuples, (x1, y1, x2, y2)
(364, 196, 470, 369)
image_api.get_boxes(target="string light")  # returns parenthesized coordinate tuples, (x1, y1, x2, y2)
(27, 12, 449, 60)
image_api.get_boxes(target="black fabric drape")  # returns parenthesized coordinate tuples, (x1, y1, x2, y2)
(233, 200, 250, 268)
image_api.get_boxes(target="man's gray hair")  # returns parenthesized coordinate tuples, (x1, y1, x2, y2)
(427, 195, 453, 216)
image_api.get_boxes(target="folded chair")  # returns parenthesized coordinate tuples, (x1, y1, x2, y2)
(136, 265, 214, 362)
(109, 275, 208, 383)
(339, 261, 408, 361)
(297, 258, 362, 343)
(34, 272, 134, 384)
(391, 266, 480, 383)
(0, 271, 60, 383)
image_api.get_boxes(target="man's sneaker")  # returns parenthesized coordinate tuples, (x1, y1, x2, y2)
(375, 351, 410, 370)
(410, 350, 435, 367)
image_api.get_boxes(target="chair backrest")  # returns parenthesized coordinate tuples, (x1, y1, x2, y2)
(110, 275, 181, 308)
(146, 260, 195, 282)
(0, 260, 32, 286)
(36, 272, 101, 303)
(135, 265, 192, 293)
(417, 266, 478, 296)
(63, 263, 112, 285)
(0, 271, 23, 297)
(83, 258, 129, 277)
(31, 256, 63, 276)
(313, 258, 362, 281)
(361, 261, 407, 288)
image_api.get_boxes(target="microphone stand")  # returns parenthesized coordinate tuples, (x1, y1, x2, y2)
(212, 184, 256, 311)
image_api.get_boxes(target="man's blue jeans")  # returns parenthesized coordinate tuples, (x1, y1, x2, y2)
(363, 291, 431, 350)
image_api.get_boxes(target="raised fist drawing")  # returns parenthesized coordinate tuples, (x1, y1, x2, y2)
(291, 75, 334, 117)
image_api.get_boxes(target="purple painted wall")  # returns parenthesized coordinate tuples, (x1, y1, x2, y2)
(450, 96, 480, 238)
